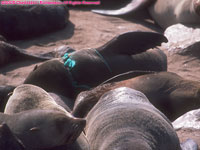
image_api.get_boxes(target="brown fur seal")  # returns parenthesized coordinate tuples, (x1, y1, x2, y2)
(0, 109, 86, 149)
(2, 85, 88, 150)
(24, 31, 167, 98)
(0, 41, 51, 68)
(0, 2, 69, 40)
(24, 59, 75, 98)
(85, 87, 181, 150)
(92, 0, 200, 28)
(73, 72, 200, 121)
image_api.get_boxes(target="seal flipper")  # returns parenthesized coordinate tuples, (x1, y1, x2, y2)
(99, 31, 168, 55)
(92, 0, 155, 16)
(181, 139, 199, 150)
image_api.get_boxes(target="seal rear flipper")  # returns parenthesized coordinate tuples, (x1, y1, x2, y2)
(100, 31, 168, 55)
(181, 139, 199, 150)
(92, 0, 155, 16)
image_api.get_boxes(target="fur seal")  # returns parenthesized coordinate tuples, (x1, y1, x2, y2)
(85, 87, 181, 150)
(2, 85, 88, 150)
(0, 41, 51, 68)
(0, 2, 69, 40)
(92, 0, 200, 28)
(0, 123, 25, 150)
(73, 72, 200, 121)
(0, 109, 86, 149)
(24, 31, 167, 97)
(4, 84, 73, 115)
(24, 59, 75, 98)
(4, 84, 87, 149)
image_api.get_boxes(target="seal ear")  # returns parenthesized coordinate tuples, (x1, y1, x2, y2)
(92, 0, 155, 16)
(180, 139, 199, 150)
(100, 31, 168, 55)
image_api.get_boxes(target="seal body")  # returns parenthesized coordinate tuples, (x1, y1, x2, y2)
(73, 72, 200, 120)
(85, 87, 181, 150)
(0, 109, 86, 149)
(24, 31, 167, 97)
(0, 2, 69, 40)
(4, 84, 86, 149)
(68, 47, 167, 88)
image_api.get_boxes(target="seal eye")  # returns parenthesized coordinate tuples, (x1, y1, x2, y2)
(7, 92, 13, 97)
(29, 127, 40, 131)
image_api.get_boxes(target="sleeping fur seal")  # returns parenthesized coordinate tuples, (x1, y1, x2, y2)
(0, 109, 86, 149)
(73, 72, 200, 121)
(4, 84, 87, 149)
(24, 31, 167, 98)
(0, 41, 51, 68)
(0, 2, 69, 40)
(85, 87, 181, 150)
(92, 0, 200, 28)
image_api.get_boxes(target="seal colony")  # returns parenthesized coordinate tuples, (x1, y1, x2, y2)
(1, 4, 200, 149)
(92, 0, 200, 28)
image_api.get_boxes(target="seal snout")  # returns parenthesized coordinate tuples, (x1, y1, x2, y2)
(67, 118, 86, 143)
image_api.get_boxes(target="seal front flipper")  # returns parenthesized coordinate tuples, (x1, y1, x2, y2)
(181, 139, 199, 150)
(92, 0, 155, 16)
(100, 31, 168, 55)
